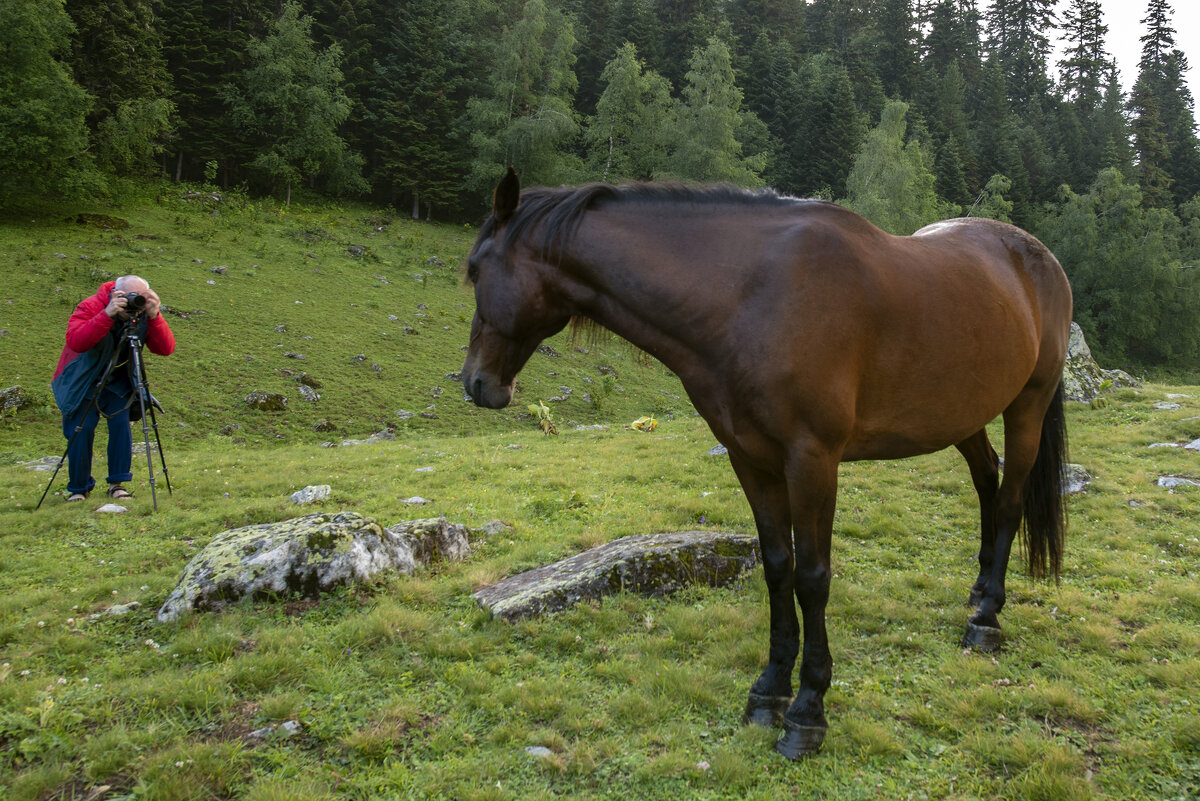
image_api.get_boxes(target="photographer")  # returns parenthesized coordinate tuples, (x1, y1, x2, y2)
(51, 276, 175, 502)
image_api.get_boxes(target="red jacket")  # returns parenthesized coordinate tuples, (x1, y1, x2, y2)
(51, 281, 175, 415)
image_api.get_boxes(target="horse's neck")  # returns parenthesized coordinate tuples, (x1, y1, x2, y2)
(558, 216, 730, 377)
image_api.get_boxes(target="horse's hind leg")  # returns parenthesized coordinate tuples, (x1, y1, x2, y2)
(963, 387, 1053, 650)
(955, 429, 1000, 608)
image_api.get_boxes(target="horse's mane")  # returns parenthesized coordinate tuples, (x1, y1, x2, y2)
(475, 182, 826, 356)
(496, 182, 816, 260)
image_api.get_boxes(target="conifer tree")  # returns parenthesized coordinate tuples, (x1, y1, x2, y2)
(64, 0, 174, 176)
(160, 0, 276, 184)
(873, 0, 920, 99)
(466, 0, 582, 192)
(584, 42, 674, 182)
(370, 0, 469, 218)
(1039, 168, 1200, 366)
(841, 100, 958, 234)
(0, 0, 95, 203)
(984, 0, 1056, 109)
(665, 38, 765, 185)
(1130, 0, 1199, 207)
(227, 1, 366, 204)
(1057, 0, 1110, 108)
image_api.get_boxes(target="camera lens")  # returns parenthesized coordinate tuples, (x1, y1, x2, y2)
(126, 293, 147, 311)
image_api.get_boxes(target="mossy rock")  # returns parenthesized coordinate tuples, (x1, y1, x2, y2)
(473, 531, 760, 621)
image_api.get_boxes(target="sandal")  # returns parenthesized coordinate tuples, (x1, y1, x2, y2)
(67, 492, 88, 502)
(106, 484, 133, 500)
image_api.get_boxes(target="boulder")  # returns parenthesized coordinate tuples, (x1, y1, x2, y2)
(1, 385, 31, 415)
(157, 512, 470, 622)
(1062, 322, 1139, 403)
(473, 531, 761, 622)
(385, 517, 471, 566)
(245, 390, 287, 411)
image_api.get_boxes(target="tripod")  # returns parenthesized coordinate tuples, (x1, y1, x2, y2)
(38, 315, 172, 511)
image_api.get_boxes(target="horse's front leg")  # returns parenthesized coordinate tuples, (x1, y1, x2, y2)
(776, 450, 839, 760)
(730, 456, 797, 728)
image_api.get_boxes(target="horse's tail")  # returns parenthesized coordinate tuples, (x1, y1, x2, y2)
(1022, 381, 1068, 580)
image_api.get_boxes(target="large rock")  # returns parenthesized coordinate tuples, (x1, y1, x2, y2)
(473, 531, 761, 622)
(158, 513, 470, 622)
(1062, 322, 1139, 403)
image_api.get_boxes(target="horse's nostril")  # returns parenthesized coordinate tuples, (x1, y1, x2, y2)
(470, 376, 483, 403)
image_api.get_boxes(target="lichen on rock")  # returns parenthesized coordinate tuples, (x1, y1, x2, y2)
(1062, 322, 1139, 403)
(157, 512, 471, 623)
(473, 531, 760, 621)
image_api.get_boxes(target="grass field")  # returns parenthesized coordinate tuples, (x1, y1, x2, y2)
(1, 186, 1198, 800)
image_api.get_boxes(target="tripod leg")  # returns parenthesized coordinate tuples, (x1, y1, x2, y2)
(146, 403, 172, 494)
(129, 350, 158, 512)
(37, 403, 100, 509)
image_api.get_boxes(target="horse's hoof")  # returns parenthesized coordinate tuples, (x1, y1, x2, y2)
(743, 692, 791, 728)
(961, 621, 1003, 652)
(775, 720, 827, 760)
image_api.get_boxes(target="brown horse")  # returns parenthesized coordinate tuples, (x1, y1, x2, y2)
(462, 168, 1071, 759)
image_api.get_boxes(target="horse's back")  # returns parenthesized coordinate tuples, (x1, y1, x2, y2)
(767, 213, 1071, 459)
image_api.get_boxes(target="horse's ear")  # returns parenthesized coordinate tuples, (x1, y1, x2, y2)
(493, 166, 520, 223)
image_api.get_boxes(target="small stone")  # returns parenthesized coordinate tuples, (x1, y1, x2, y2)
(396, 410, 415, 420)
(96, 504, 127, 513)
(274, 324, 287, 333)
(298, 385, 320, 402)
(707, 444, 728, 456)
(414, 466, 435, 473)
(104, 601, 142, 616)
(524, 746, 554, 759)
(1157, 475, 1200, 489)
(1185, 438, 1200, 451)
(244, 391, 287, 411)
(289, 485, 332, 505)
(1154, 402, 1181, 410)
(477, 520, 508, 537)
(402, 496, 431, 505)
(211, 265, 228, 275)
(285, 352, 306, 360)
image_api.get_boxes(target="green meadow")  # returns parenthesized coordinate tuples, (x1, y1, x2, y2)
(1, 187, 1197, 800)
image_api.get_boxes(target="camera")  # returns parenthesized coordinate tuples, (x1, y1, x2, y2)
(124, 292, 147, 312)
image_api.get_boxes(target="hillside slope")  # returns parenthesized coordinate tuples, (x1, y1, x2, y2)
(0, 186, 693, 456)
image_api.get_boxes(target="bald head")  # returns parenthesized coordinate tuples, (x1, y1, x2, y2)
(115, 275, 150, 293)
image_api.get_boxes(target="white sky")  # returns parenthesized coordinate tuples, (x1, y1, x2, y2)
(1053, 0, 1199, 100)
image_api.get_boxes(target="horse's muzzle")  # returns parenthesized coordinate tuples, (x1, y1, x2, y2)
(463, 372, 513, 409)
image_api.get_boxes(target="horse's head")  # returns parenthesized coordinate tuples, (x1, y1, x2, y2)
(462, 168, 571, 409)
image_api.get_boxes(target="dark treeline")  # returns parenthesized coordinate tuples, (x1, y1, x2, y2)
(3, 0, 1200, 371)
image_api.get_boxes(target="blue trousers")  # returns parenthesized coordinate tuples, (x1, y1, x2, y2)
(63, 383, 134, 495)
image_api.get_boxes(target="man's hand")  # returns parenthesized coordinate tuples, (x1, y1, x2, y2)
(105, 292, 130, 319)
(142, 288, 162, 319)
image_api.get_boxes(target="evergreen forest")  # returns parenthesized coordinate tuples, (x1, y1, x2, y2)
(4, 0, 1200, 373)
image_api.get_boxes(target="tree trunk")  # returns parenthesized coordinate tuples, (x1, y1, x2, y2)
(175, 151, 183, 182)
(411, 191, 420, 221)
(286, 181, 292, 207)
